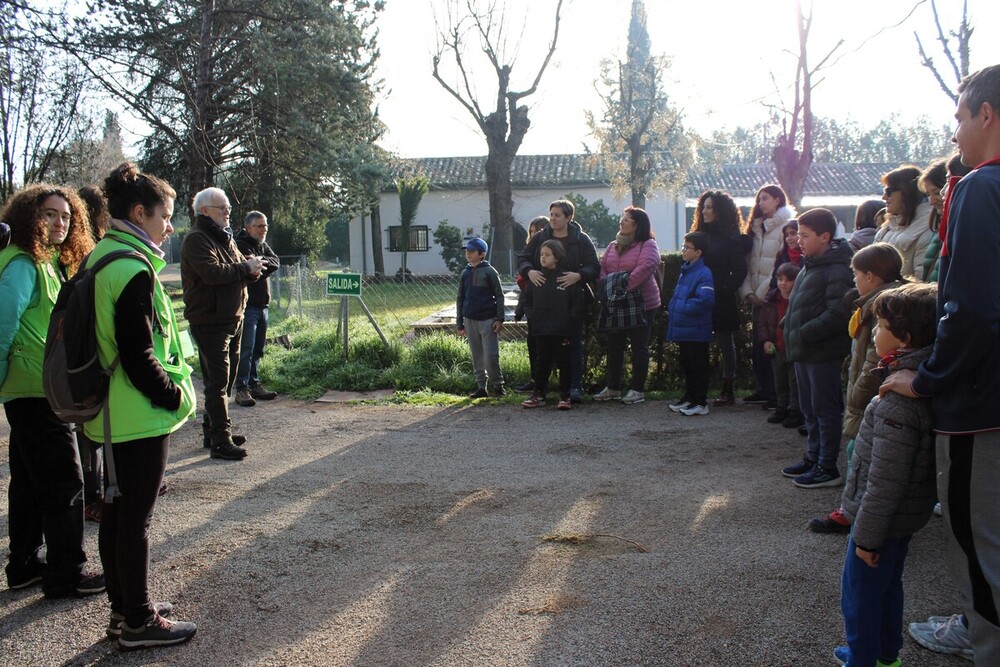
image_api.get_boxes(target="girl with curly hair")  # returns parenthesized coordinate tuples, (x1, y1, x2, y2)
(691, 190, 748, 406)
(0, 184, 101, 598)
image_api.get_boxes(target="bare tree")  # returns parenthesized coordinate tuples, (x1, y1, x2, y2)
(0, 1, 92, 201)
(770, 0, 842, 209)
(432, 0, 563, 274)
(914, 0, 973, 104)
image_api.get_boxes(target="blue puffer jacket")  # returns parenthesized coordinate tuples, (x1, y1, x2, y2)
(666, 258, 715, 342)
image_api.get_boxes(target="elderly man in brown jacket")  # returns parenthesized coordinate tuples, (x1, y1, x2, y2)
(181, 187, 262, 461)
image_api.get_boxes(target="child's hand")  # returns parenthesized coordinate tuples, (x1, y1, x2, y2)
(855, 547, 879, 568)
(764, 341, 776, 356)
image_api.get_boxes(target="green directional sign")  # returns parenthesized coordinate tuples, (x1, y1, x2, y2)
(326, 272, 362, 296)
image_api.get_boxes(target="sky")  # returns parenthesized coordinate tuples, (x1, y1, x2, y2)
(373, 0, 1000, 158)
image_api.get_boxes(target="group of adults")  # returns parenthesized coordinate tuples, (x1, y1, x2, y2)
(516, 65, 1000, 666)
(0, 162, 280, 650)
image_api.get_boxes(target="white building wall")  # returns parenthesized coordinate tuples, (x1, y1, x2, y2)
(349, 185, 687, 276)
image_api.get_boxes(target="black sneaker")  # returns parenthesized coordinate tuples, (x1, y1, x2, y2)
(108, 601, 174, 638)
(782, 411, 805, 428)
(44, 571, 106, 599)
(762, 399, 778, 411)
(493, 385, 506, 397)
(793, 465, 843, 489)
(767, 409, 788, 424)
(515, 381, 535, 393)
(781, 459, 815, 478)
(210, 443, 248, 460)
(742, 392, 769, 404)
(6, 559, 44, 590)
(570, 388, 584, 404)
(119, 612, 197, 651)
(468, 388, 488, 399)
(797, 425, 809, 436)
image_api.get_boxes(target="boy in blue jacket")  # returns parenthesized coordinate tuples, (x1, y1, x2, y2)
(667, 232, 716, 416)
(457, 237, 505, 399)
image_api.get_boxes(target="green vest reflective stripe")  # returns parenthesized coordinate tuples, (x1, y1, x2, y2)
(82, 231, 196, 443)
(0, 247, 62, 398)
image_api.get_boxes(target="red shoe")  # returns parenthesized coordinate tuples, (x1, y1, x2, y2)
(521, 395, 545, 408)
(807, 507, 851, 534)
(85, 502, 103, 523)
(557, 399, 571, 410)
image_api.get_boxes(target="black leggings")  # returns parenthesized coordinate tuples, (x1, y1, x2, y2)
(98, 434, 169, 627)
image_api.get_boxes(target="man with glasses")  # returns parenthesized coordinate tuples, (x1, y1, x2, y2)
(181, 187, 263, 461)
(233, 211, 280, 407)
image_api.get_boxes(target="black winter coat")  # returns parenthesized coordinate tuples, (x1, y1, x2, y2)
(782, 238, 854, 363)
(517, 222, 600, 285)
(702, 227, 748, 332)
(235, 229, 280, 308)
(522, 269, 585, 337)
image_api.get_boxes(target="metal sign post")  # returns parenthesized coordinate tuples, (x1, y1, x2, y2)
(326, 272, 388, 360)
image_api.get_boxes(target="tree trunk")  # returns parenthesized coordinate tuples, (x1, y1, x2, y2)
(370, 203, 385, 279)
(484, 148, 515, 275)
(189, 0, 216, 216)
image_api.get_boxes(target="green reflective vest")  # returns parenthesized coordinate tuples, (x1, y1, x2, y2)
(0, 247, 62, 398)
(82, 231, 196, 443)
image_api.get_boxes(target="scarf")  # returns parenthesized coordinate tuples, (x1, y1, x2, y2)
(109, 218, 166, 259)
(876, 348, 912, 370)
(787, 246, 802, 266)
(614, 231, 636, 254)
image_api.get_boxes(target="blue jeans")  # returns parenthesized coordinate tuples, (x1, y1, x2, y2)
(841, 533, 911, 667)
(794, 360, 844, 470)
(236, 306, 268, 391)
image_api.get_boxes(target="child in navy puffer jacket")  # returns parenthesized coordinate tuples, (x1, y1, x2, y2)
(666, 232, 715, 415)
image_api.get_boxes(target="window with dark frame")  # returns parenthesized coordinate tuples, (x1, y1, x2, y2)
(387, 225, 430, 252)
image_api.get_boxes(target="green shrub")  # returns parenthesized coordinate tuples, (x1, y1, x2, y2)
(351, 337, 402, 369)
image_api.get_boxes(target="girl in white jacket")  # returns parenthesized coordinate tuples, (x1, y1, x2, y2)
(875, 165, 934, 281)
(741, 184, 795, 404)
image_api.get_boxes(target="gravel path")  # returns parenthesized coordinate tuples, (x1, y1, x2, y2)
(0, 395, 967, 666)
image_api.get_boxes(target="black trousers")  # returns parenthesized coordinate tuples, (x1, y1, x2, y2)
(190, 320, 242, 445)
(534, 335, 572, 398)
(4, 398, 87, 591)
(99, 434, 169, 627)
(679, 341, 711, 407)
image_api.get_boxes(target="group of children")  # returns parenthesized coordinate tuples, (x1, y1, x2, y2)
(455, 200, 946, 667)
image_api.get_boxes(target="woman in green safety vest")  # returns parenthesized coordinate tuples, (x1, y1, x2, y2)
(0, 184, 99, 598)
(89, 162, 198, 650)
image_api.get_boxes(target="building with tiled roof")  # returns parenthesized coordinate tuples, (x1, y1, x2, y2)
(350, 154, 899, 276)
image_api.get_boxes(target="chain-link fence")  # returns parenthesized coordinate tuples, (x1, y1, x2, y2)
(265, 255, 758, 393)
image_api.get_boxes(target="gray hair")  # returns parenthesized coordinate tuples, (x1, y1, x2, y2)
(245, 210, 266, 227)
(192, 187, 228, 214)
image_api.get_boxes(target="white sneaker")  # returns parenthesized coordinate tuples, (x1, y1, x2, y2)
(593, 387, 621, 401)
(680, 404, 709, 416)
(933, 502, 943, 516)
(908, 613, 973, 660)
(668, 400, 690, 413)
(621, 390, 645, 404)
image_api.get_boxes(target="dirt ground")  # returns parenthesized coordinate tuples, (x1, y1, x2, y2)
(0, 393, 967, 667)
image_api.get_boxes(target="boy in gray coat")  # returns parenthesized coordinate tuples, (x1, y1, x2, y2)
(834, 282, 939, 667)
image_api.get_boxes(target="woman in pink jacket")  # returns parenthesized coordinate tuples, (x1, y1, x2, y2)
(593, 206, 661, 405)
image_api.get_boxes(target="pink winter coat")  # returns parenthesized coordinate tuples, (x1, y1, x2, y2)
(599, 238, 662, 311)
